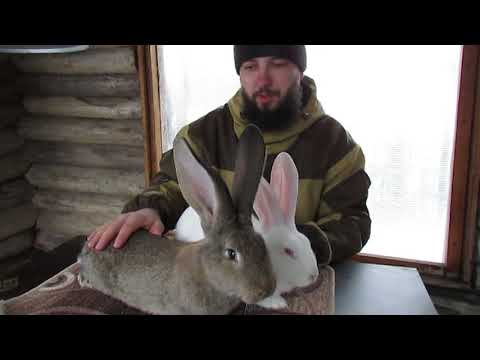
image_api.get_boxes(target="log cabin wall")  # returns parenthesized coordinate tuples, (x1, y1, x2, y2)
(10, 45, 146, 251)
(0, 54, 36, 270)
(476, 212, 480, 289)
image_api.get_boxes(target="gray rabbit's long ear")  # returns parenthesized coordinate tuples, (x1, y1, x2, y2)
(173, 137, 234, 232)
(231, 125, 266, 222)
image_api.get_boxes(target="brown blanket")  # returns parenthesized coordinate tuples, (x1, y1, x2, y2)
(1, 262, 334, 315)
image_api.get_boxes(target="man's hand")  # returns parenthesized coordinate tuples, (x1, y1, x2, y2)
(87, 208, 165, 251)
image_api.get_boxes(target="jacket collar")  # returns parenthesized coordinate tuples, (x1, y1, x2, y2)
(227, 76, 326, 148)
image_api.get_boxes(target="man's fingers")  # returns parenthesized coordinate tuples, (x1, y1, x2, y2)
(94, 219, 126, 251)
(87, 230, 97, 243)
(85, 210, 163, 251)
(113, 223, 138, 249)
(149, 219, 165, 235)
(88, 226, 107, 248)
(112, 214, 148, 248)
(87, 232, 99, 248)
(87, 230, 94, 242)
(113, 213, 164, 247)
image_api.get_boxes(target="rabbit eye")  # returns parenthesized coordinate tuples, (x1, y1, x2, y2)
(284, 248, 296, 259)
(224, 248, 238, 261)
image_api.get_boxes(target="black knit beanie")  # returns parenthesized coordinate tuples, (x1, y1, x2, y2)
(234, 45, 307, 74)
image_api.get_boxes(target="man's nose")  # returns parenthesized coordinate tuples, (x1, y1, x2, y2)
(256, 66, 272, 87)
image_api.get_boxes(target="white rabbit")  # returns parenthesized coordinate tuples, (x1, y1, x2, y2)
(175, 152, 319, 310)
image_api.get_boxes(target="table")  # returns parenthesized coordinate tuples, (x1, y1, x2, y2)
(333, 261, 438, 315)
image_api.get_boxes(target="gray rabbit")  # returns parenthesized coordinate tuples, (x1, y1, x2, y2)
(78, 125, 276, 315)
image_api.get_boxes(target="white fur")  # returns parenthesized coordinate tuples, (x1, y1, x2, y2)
(254, 223, 319, 309)
(175, 207, 204, 243)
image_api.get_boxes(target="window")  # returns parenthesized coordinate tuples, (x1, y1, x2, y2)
(138, 45, 480, 279)
(157, 45, 239, 150)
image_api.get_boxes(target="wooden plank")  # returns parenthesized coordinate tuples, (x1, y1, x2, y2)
(0, 249, 32, 273)
(447, 45, 480, 273)
(0, 82, 20, 103)
(0, 54, 10, 63)
(0, 250, 33, 295)
(17, 116, 144, 146)
(146, 45, 163, 176)
(0, 179, 34, 210)
(477, 261, 480, 289)
(23, 96, 141, 119)
(0, 129, 24, 156)
(24, 141, 144, 170)
(432, 296, 480, 315)
(26, 164, 144, 196)
(354, 253, 445, 277)
(36, 209, 118, 238)
(0, 105, 24, 129)
(33, 189, 131, 215)
(136, 46, 153, 185)
(0, 230, 34, 261)
(462, 45, 480, 284)
(12, 47, 136, 75)
(33, 230, 77, 252)
(0, 57, 18, 83)
(19, 74, 140, 97)
(0, 204, 38, 240)
(0, 151, 31, 183)
(421, 273, 473, 291)
(136, 45, 163, 187)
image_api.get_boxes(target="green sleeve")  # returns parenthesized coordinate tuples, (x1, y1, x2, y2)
(298, 145, 372, 265)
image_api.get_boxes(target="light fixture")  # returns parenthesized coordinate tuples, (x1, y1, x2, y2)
(0, 45, 90, 54)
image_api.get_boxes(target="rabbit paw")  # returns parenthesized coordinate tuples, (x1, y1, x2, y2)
(256, 295, 288, 310)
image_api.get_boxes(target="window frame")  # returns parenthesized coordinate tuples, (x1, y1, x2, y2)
(136, 45, 480, 284)
(136, 45, 162, 187)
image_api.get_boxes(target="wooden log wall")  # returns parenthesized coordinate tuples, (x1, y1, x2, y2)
(476, 215, 480, 289)
(0, 54, 36, 263)
(10, 45, 145, 250)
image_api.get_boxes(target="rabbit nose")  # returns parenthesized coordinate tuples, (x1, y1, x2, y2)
(310, 273, 318, 283)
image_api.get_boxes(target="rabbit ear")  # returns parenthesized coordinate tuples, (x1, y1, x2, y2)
(173, 137, 234, 232)
(231, 125, 266, 222)
(270, 152, 299, 228)
(253, 177, 285, 232)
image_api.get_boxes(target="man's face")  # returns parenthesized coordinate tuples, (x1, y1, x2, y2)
(239, 56, 304, 131)
(239, 56, 304, 111)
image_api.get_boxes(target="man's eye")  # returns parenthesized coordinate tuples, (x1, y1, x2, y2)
(273, 61, 288, 67)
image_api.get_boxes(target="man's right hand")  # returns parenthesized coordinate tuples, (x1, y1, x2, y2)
(87, 208, 165, 251)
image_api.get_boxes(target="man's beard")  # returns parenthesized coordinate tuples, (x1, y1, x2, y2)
(241, 83, 303, 132)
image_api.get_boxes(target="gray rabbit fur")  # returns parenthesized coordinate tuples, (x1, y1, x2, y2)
(78, 125, 276, 315)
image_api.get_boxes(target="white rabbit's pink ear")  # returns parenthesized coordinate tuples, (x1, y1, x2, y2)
(253, 177, 284, 232)
(270, 152, 299, 227)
